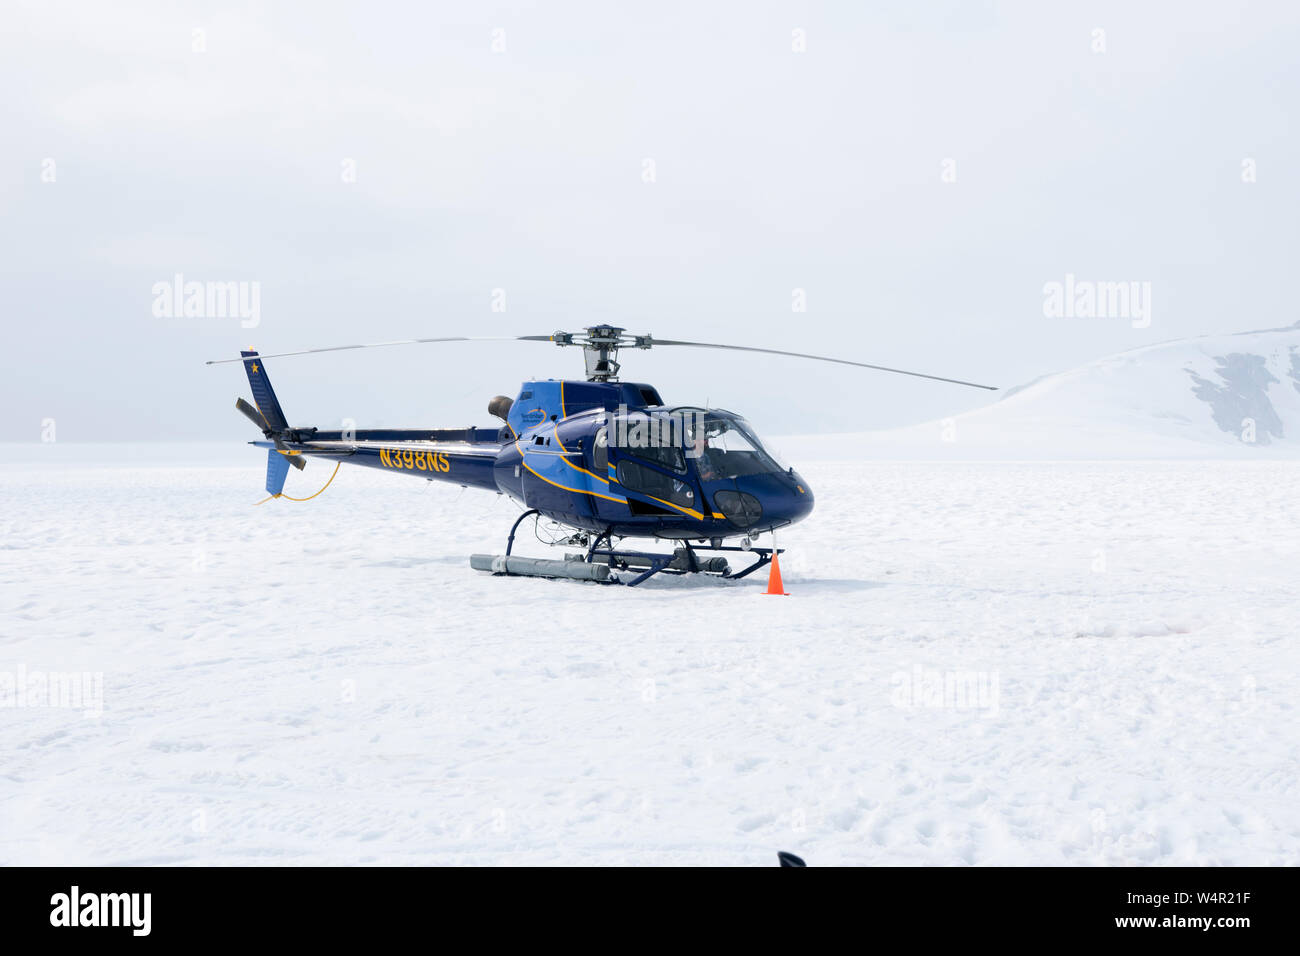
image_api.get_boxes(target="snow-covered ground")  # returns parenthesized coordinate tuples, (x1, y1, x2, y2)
(1, 444, 1297, 865)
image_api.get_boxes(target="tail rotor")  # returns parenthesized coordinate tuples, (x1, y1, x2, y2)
(233, 354, 305, 496)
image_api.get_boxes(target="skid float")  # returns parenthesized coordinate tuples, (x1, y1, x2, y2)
(469, 508, 782, 586)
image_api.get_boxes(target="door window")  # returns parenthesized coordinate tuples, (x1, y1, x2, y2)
(615, 460, 697, 509)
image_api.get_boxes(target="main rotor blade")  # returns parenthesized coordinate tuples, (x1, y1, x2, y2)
(207, 336, 546, 365)
(650, 338, 998, 390)
(210, 328, 996, 390)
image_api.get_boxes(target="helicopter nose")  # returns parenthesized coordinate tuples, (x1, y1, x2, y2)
(775, 473, 814, 527)
(722, 472, 813, 531)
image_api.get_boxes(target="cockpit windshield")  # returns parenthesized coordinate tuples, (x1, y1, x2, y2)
(683, 413, 786, 480)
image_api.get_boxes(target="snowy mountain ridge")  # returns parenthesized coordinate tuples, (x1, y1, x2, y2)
(778, 322, 1300, 460)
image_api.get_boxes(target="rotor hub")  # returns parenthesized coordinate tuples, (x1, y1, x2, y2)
(550, 325, 654, 381)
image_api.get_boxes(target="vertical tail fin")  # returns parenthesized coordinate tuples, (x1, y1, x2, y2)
(241, 351, 289, 431)
(265, 448, 291, 496)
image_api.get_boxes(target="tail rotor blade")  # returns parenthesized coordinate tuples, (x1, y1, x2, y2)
(237, 398, 305, 470)
(275, 441, 307, 470)
(235, 397, 270, 431)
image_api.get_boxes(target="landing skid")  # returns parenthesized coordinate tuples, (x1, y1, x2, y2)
(469, 509, 782, 587)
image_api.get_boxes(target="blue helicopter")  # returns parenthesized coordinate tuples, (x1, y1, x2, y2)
(211, 326, 995, 585)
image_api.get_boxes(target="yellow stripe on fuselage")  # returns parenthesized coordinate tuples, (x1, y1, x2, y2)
(531, 413, 611, 486)
(561, 456, 610, 484)
(519, 456, 628, 504)
(517, 414, 711, 523)
(638, 492, 705, 521)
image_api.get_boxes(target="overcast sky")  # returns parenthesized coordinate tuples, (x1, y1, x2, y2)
(2, 0, 1297, 442)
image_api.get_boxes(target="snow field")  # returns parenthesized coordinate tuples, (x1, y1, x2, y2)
(1, 450, 1296, 864)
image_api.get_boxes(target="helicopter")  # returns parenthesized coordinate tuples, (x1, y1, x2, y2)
(210, 325, 996, 586)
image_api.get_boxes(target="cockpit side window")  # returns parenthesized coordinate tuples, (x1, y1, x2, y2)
(610, 413, 686, 473)
(592, 427, 608, 472)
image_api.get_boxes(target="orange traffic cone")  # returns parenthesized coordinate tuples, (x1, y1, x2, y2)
(764, 551, 788, 595)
